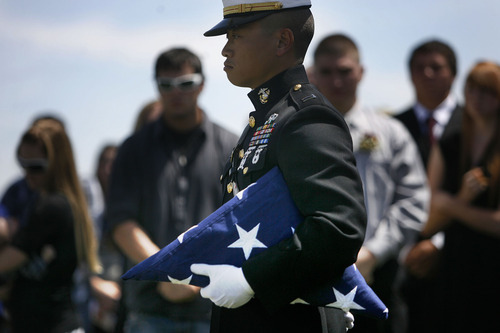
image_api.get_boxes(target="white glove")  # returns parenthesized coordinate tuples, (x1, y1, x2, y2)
(190, 264, 254, 308)
(344, 311, 355, 331)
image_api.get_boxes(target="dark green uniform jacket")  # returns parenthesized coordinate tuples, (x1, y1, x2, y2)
(211, 65, 367, 333)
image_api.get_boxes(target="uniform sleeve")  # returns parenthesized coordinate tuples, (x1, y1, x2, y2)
(242, 105, 367, 312)
(12, 195, 73, 256)
(363, 120, 429, 264)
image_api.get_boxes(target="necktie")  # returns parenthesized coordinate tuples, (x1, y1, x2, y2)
(428, 113, 436, 145)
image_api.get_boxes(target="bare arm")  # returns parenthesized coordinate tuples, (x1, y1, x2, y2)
(421, 145, 455, 237)
(423, 145, 495, 237)
(112, 220, 160, 263)
(405, 146, 447, 277)
(0, 218, 10, 246)
(355, 247, 376, 284)
(0, 246, 28, 273)
(113, 220, 200, 302)
(433, 193, 500, 238)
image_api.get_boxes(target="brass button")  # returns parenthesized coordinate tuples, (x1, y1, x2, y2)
(239, 149, 245, 159)
(227, 182, 233, 194)
(243, 167, 248, 175)
(249, 116, 256, 128)
(293, 84, 302, 91)
(220, 174, 223, 181)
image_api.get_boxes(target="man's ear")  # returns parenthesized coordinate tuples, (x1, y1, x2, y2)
(358, 65, 365, 83)
(276, 28, 294, 57)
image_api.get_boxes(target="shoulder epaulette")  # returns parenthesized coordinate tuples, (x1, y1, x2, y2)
(288, 83, 325, 109)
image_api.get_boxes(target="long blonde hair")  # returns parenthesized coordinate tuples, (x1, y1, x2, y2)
(18, 119, 101, 273)
(461, 61, 500, 206)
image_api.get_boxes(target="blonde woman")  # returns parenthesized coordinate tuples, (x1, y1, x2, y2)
(421, 61, 500, 332)
(0, 119, 100, 332)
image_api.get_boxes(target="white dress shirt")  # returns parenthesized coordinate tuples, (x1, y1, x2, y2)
(345, 102, 430, 265)
(414, 95, 458, 140)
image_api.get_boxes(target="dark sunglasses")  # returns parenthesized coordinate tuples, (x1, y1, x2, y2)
(17, 156, 48, 173)
(156, 73, 203, 92)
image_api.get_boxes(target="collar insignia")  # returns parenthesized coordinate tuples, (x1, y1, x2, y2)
(258, 88, 270, 104)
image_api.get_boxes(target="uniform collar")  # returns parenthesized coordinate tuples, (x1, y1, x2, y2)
(247, 65, 309, 115)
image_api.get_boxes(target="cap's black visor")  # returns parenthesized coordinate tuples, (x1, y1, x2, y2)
(204, 12, 273, 36)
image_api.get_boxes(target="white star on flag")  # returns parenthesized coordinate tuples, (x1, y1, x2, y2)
(168, 275, 192, 285)
(177, 225, 198, 243)
(123, 167, 388, 320)
(327, 286, 365, 312)
(228, 223, 267, 259)
(290, 298, 309, 305)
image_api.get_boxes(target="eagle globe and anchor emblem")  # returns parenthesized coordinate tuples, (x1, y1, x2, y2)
(258, 88, 270, 104)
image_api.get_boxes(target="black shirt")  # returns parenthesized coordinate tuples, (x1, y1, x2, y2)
(9, 193, 80, 333)
(106, 114, 238, 320)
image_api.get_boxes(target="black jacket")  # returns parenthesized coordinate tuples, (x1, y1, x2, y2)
(212, 66, 367, 333)
(107, 114, 237, 320)
(394, 105, 463, 168)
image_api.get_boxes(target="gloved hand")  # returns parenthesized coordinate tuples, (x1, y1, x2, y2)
(190, 264, 254, 308)
(344, 311, 355, 331)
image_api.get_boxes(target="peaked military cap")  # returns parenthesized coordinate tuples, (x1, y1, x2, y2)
(204, 0, 312, 37)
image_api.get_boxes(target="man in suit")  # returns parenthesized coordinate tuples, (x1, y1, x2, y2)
(394, 39, 463, 333)
(394, 39, 463, 168)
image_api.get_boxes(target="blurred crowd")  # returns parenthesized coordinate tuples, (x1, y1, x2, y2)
(0, 33, 499, 333)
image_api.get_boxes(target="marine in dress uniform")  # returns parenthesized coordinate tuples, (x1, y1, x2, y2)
(198, 1, 367, 332)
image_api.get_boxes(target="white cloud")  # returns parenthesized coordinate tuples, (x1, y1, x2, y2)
(0, 11, 217, 66)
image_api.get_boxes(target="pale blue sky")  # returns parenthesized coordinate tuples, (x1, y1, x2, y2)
(1, 0, 499, 192)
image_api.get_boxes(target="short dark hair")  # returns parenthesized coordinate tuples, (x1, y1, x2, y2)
(313, 33, 360, 63)
(408, 39, 457, 76)
(154, 47, 203, 78)
(261, 8, 314, 63)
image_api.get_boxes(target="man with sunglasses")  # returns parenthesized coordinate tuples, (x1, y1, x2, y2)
(106, 47, 238, 333)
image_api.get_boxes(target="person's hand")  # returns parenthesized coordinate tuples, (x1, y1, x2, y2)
(458, 167, 489, 202)
(190, 264, 254, 308)
(355, 247, 376, 285)
(90, 276, 121, 308)
(89, 276, 121, 329)
(344, 311, 355, 330)
(157, 282, 200, 303)
(0, 218, 10, 247)
(404, 240, 440, 278)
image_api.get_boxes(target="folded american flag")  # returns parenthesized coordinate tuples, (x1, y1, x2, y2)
(122, 167, 388, 319)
